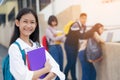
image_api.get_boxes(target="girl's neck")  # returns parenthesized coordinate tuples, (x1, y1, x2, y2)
(20, 36, 33, 47)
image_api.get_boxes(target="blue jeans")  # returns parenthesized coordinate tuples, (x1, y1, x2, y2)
(64, 45, 78, 80)
(48, 45, 63, 80)
(78, 50, 96, 80)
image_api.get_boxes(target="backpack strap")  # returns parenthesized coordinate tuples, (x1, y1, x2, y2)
(14, 41, 26, 65)
(73, 21, 86, 32)
(35, 41, 41, 48)
(75, 22, 81, 31)
(69, 22, 81, 31)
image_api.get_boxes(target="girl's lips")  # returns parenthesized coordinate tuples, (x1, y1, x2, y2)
(23, 29, 33, 34)
(24, 28, 33, 31)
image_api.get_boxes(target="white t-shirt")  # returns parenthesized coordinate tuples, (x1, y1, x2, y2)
(9, 38, 65, 80)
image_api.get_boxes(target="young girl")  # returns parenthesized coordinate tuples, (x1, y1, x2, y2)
(46, 15, 65, 80)
(9, 8, 65, 80)
(78, 23, 104, 80)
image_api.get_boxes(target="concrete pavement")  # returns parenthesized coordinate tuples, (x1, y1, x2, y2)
(0, 44, 8, 80)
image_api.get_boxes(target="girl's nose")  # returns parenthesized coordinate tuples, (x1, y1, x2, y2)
(27, 23, 32, 28)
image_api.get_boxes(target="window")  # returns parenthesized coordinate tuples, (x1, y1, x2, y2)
(27, 0, 30, 7)
(18, 0, 23, 10)
(0, 0, 4, 5)
(39, 0, 51, 10)
(0, 14, 6, 26)
(32, 0, 36, 11)
(8, 8, 15, 21)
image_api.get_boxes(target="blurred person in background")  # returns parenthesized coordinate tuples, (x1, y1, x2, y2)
(78, 23, 104, 80)
(46, 15, 65, 80)
(64, 13, 88, 80)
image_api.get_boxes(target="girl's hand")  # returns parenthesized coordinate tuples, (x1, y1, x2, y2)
(93, 32, 105, 44)
(53, 34, 57, 37)
(32, 60, 51, 80)
(44, 59, 51, 72)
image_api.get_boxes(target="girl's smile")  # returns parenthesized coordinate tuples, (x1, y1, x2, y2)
(16, 13, 37, 37)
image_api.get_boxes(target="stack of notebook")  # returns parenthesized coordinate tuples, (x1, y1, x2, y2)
(26, 47, 47, 79)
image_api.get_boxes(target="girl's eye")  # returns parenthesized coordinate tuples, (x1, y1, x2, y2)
(23, 21, 27, 23)
(31, 22, 35, 24)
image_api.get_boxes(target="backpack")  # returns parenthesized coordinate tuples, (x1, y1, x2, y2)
(85, 38, 103, 63)
(42, 35, 49, 51)
(63, 21, 74, 35)
(2, 41, 26, 80)
(42, 27, 56, 51)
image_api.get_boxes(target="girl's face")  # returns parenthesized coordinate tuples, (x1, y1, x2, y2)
(16, 13, 37, 37)
(51, 21, 57, 27)
(98, 27, 104, 34)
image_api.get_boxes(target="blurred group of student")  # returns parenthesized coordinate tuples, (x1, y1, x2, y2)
(45, 13, 104, 80)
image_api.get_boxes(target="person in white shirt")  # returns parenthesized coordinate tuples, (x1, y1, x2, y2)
(8, 8, 65, 80)
(46, 15, 65, 80)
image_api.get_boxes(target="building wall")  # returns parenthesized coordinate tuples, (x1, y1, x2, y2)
(39, 0, 120, 26)
(39, 0, 81, 21)
(80, 0, 120, 26)
(0, 1, 18, 22)
(0, 23, 14, 47)
(0, 1, 18, 47)
(95, 42, 120, 80)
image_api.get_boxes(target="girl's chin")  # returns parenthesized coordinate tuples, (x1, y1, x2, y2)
(26, 31, 33, 34)
(24, 33, 32, 37)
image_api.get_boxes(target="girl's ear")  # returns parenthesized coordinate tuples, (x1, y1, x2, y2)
(15, 20, 20, 27)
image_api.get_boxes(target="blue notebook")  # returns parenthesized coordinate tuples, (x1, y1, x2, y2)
(27, 47, 47, 79)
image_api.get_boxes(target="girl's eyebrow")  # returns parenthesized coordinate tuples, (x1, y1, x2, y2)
(22, 18, 35, 21)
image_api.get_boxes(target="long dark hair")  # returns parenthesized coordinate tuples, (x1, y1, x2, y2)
(9, 8, 39, 45)
(91, 23, 104, 36)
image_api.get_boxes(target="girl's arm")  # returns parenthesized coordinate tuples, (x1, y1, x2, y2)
(93, 32, 105, 44)
(46, 28, 65, 42)
(32, 60, 51, 80)
(9, 44, 33, 80)
(45, 50, 65, 80)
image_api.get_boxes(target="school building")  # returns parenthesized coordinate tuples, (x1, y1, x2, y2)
(0, 0, 120, 80)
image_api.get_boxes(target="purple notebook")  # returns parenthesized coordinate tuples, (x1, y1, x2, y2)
(27, 47, 47, 79)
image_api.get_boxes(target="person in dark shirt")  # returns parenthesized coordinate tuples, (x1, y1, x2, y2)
(64, 13, 93, 80)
